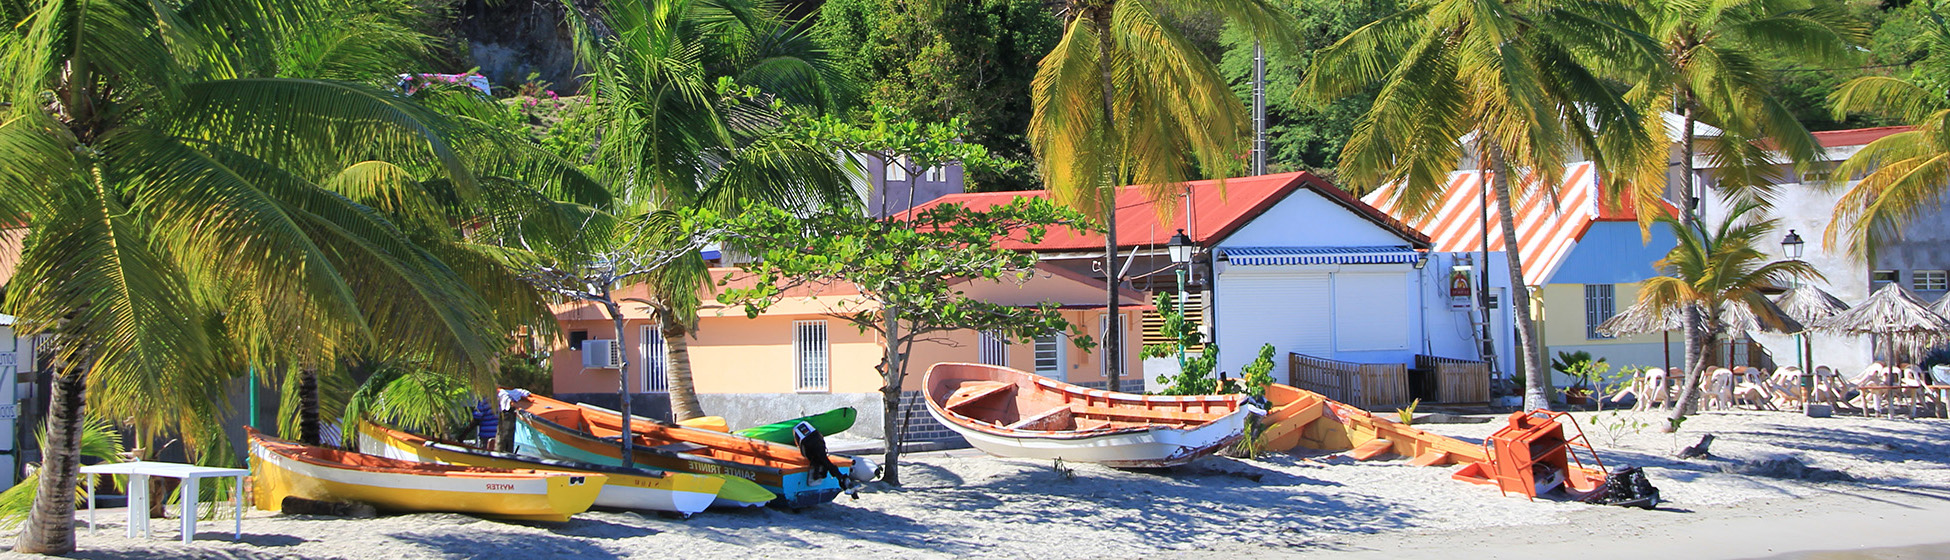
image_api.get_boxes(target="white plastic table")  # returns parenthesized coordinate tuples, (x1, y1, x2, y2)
(81, 461, 249, 543)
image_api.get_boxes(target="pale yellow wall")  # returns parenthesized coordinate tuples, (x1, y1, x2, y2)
(553, 308, 1145, 395)
(1536, 283, 1668, 348)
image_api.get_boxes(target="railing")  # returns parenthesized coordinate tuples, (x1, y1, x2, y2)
(1415, 354, 1491, 403)
(1289, 353, 1410, 409)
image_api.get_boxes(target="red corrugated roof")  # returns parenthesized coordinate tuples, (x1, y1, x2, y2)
(1813, 126, 1911, 148)
(911, 172, 1429, 252)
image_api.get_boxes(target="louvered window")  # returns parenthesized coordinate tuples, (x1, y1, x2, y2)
(1034, 334, 1066, 380)
(1141, 291, 1204, 351)
(1585, 284, 1615, 340)
(639, 326, 670, 393)
(978, 331, 1008, 366)
(794, 321, 829, 391)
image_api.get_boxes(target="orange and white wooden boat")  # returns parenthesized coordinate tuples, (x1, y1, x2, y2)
(922, 363, 1254, 468)
(247, 428, 605, 522)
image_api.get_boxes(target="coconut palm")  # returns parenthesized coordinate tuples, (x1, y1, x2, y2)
(1616, 0, 1862, 417)
(561, 0, 856, 423)
(1638, 200, 1818, 424)
(1029, 0, 1300, 392)
(1303, 0, 1664, 409)
(1827, 72, 1950, 259)
(0, 0, 578, 552)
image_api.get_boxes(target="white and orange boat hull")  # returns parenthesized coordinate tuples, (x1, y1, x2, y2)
(923, 363, 1254, 468)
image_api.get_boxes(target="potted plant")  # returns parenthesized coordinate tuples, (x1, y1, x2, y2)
(1553, 351, 1607, 405)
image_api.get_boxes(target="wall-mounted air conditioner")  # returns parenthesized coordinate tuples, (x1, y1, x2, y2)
(581, 339, 623, 369)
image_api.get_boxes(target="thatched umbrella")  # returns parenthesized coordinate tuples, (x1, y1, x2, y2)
(1598, 297, 1803, 371)
(1774, 284, 1851, 371)
(1933, 291, 1950, 319)
(1813, 283, 1950, 365)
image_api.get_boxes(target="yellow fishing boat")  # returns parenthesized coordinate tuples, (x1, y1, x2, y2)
(247, 428, 604, 522)
(357, 422, 732, 516)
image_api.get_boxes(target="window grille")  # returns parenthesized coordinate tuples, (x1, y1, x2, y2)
(1584, 284, 1615, 340)
(639, 326, 669, 393)
(978, 331, 1008, 366)
(794, 321, 829, 391)
(1914, 270, 1947, 292)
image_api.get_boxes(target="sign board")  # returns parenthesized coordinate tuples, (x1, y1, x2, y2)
(1449, 266, 1474, 309)
(0, 353, 15, 367)
(0, 404, 16, 421)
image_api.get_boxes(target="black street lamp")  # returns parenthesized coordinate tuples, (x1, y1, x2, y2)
(1782, 229, 1805, 260)
(1167, 229, 1194, 370)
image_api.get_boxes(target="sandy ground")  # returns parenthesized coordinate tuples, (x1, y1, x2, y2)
(8, 408, 1950, 560)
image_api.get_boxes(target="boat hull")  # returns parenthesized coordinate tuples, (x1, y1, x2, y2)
(248, 430, 602, 522)
(357, 423, 725, 516)
(923, 362, 1252, 468)
(733, 407, 857, 444)
(511, 407, 844, 509)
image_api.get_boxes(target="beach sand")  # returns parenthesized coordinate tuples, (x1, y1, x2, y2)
(11, 409, 1949, 559)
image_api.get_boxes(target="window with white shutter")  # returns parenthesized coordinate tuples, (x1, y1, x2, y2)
(794, 320, 830, 391)
(639, 325, 670, 393)
(1034, 334, 1066, 381)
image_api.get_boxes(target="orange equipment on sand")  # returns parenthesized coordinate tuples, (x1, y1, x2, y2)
(1260, 384, 1609, 500)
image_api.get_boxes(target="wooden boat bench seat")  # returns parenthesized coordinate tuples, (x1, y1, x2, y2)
(944, 381, 1017, 415)
(1004, 406, 1075, 431)
(1069, 404, 1225, 425)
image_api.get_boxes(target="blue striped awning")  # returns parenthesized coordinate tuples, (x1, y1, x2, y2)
(1222, 246, 1423, 266)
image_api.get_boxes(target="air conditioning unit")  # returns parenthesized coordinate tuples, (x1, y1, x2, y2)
(581, 339, 623, 369)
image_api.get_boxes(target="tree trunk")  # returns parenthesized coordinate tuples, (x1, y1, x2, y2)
(298, 367, 321, 445)
(1487, 146, 1551, 410)
(15, 365, 86, 555)
(880, 307, 904, 486)
(1093, 14, 1123, 393)
(599, 296, 636, 468)
(664, 317, 704, 421)
(1666, 107, 1704, 432)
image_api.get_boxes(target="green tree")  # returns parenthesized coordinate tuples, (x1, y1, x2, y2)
(562, 0, 856, 426)
(1620, 0, 1863, 425)
(1637, 200, 1818, 427)
(1030, 0, 1299, 393)
(816, 0, 1060, 191)
(1303, 0, 1664, 410)
(712, 198, 1093, 486)
(1826, 7, 1950, 261)
(0, 0, 575, 552)
(1217, 0, 1402, 174)
(783, 106, 1015, 216)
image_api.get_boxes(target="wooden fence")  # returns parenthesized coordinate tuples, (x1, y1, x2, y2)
(1414, 354, 1491, 404)
(1288, 353, 1410, 409)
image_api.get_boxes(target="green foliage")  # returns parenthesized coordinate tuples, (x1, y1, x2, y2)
(1395, 398, 1420, 426)
(1587, 410, 1649, 448)
(1552, 351, 1608, 391)
(1640, 201, 1822, 373)
(498, 355, 555, 396)
(0, 417, 126, 532)
(1239, 344, 1278, 393)
(1146, 292, 1219, 396)
(1218, 0, 1401, 174)
(815, 0, 1060, 191)
(342, 361, 477, 444)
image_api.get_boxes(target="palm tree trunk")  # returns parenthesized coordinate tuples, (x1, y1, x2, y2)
(1667, 106, 1705, 431)
(15, 362, 86, 555)
(880, 306, 904, 486)
(1487, 145, 1550, 410)
(1093, 14, 1123, 393)
(298, 367, 321, 445)
(664, 317, 704, 421)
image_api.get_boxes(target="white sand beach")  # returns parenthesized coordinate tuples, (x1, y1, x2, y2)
(11, 409, 1950, 560)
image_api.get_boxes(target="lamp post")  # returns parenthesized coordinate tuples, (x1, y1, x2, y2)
(1167, 229, 1195, 371)
(1782, 229, 1809, 411)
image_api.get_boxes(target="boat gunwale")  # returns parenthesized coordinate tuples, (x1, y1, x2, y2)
(362, 421, 686, 480)
(922, 362, 1252, 441)
(248, 428, 583, 480)
(515, 409, 798, 477)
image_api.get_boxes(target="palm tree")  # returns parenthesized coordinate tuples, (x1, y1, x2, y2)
(563, 0, 855, 422)
(0, 0, 565, 552)
(1620, 0, 1863, 421)
(1029, 0, 1300, 392)
(1637, 200, 1818, 420)
(1826, 5, 1950, 260)
(1302, 0, 1664, 410)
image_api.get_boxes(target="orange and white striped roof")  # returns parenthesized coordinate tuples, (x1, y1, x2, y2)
(1360, 163, 1599, 286)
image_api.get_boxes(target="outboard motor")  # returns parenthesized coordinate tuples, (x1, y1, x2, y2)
(793, 421, 857, 498)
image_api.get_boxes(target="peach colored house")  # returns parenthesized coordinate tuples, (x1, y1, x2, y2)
(549, 263, 1145, 441)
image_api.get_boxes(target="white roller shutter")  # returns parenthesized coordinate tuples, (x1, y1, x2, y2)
(1216, 271, 1331, 378)
(1334, 271, 1409, 351)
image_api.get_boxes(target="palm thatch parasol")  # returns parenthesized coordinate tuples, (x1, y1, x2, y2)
(1773, 284, 1851, 372)
(1775, 284, 1851, 328)
(1934, 291, 1950, 319)
(1812, 283, 1950, 364)
(1598, 298, 1803, 338)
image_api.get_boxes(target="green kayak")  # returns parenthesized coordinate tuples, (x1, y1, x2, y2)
(735, 407, 857, 444)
